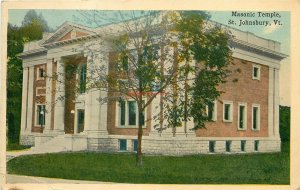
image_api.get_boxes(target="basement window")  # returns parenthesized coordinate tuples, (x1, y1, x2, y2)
(241, 140, 246, 152)
(119, 139, 127, 151)
(133, 139, 138, 152)
(226, 141, 231, 152)
(254, 140, 259, 151)
(209, 141, 215, 153)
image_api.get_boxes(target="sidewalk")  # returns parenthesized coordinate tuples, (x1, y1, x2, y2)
(6, 148, 68, 162)
(6, 174, 112, 184)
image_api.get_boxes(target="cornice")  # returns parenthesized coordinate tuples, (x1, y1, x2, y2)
(230, 38, 288, 61)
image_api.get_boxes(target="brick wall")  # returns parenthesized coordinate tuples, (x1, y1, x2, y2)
(196, 58, 269, 137)
(32, 64, 47, 133)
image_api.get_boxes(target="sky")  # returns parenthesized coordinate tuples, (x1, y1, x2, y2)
(8, 10, 291, 105)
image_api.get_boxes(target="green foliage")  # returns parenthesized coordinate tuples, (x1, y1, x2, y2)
(7, 143, 31, 151)
(279, 106, 290, 142)
(22, 9, 52, 32)
(7, 11, 50, 144)
(163, 11, 232, 130)
(7, 142, 289, 184)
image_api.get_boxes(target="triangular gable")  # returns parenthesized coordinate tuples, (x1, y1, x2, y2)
(58, 29, 90, 42)
(41, 22, 96, 46)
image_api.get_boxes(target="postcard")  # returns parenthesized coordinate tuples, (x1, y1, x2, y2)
(1, 0, 299, 190)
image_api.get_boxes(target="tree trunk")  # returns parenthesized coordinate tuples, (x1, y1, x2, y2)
(136, 94, 144, 166)
(136, 110, 144, 167)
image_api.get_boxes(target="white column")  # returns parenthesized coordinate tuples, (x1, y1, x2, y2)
(26, 67, 34, 132)
(98, 90, 108, 134)
(20, 67, 29, 135)
(83, 53, 92, 132)
(53, 58, 65, 133)
(274, 68, 280, 138)
(268, 67, 274, 137)
(44, 58, 53, 132)
(149, 95, 161, 136)
(83, 51, 108, 136)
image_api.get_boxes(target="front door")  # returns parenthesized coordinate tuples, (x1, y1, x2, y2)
(77, 109, 85, 133)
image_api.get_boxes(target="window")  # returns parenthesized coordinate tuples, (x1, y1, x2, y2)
(254, 140, 259, 151)
(119, 139, 127, 151)
(133, 139, 138, 152)
(223, 101, 233, 122)
(119, 100, 145, 127)
(79, 64, 87, 93)
(207, 101, 217, 121)
(252, 104, 260, 130)
(226, 141, 231, 152)
(120, 46, 159, 71)
(252, 65, 261, 80)
(142, 46, 159, 64)
(120, 101, 126, 126)
(128, 101, 137, 125)
(37, 67, 45, 80)
(36, 105, 46, 126)
(238, 103, 247, 130)
(209, 141, 215, 153)
(241, 140, 246, 152)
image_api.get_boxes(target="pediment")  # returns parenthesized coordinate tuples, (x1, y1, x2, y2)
(58, 29, 90, 42)
(41, 22, 96, 46)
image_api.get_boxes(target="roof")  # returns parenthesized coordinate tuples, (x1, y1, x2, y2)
(19, 14, 287, 60)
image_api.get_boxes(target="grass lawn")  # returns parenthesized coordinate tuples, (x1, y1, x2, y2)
(7, 141, 289, 184)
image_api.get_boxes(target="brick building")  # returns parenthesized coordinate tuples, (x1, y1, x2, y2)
(19, 20, 286, 155)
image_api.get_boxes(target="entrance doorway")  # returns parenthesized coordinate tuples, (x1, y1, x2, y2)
(77, 109, 85, 133)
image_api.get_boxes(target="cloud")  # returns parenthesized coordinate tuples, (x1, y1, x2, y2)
(263, 23, 280, 34)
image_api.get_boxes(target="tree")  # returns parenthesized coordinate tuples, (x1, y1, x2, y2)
(22, 10, 52, 32)
(279, 105, 290, 142)
(7, 10, 51, 145)
(71, 10, 232, 166)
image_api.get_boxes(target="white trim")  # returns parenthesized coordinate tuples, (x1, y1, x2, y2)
(268, 67, 275, 137)
(44, 58, 53, 132)
(20, 68, 29, 133)
(237, 102, 247, 130)
(223, 101, 233, 122)
(26, 67, 34, 131)
(252, 64, 261, 80)
(252, 104, 261, 131)
(232, 48, 281, 69)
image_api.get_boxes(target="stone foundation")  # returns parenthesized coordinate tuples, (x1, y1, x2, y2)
(86, 135, 281, 155)
(20, 134, 35, 146)
(23, 132, 281, 155)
